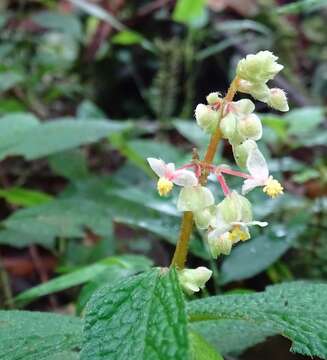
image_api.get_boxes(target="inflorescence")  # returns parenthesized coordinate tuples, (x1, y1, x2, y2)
(147, 51, 289, 294)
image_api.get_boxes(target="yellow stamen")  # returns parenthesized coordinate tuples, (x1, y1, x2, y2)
(157, 177, 173, 196)
(228, 226, 250, 243)
(263, 176, 284, 198)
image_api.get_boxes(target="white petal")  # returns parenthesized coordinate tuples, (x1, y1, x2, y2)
(147, 158, 166, 177)
(166, 162, 176, 173)
(246, 147, 269, 181)
(234, 99, 255, 115)
(247, 221, 268, 227)
(242, 178, 260, 194)
(173, 170, 198, 187)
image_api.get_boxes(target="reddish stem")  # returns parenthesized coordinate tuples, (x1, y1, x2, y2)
(217, 174, 230, 196)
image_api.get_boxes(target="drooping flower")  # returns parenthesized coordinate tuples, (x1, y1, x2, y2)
(267, 88, 289, 112)
(177, 185, 214, 212)
(241, 147, 284, 198)
(147, 158, 198, 196)
(178, 266, 212, 294)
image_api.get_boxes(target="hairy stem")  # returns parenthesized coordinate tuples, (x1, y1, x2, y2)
(170, 76, 239, 269)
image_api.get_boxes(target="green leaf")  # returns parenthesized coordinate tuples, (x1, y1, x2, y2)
(0, 187, 53, 207)
(284, 106, 324, 136)
(0, 310, 82, 359)
(32, 11, 82, 40)
(190, 331, 223, 360)
(187, 282, 327, 358)
(0, 71, 24, 92)
(15, 255, 152, 305)
(172, 0, 206, 25)
(190, 320, 277, 356)
(276, 0, 327, 14)
(0, 228, 54, 248)
(173, 119, 209, 149)
(112, 30, 144, 45)
(81, 269, 189, 359)
(48, 149, 89, 181)
(2, 119, 129, 160)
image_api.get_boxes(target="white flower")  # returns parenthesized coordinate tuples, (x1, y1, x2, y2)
(147, 158, 198, 196)
(241, 147, 284, 198)
(177, 185, 214, 212)
(236, 51, 284, 84)
(178, 266, 212, 294)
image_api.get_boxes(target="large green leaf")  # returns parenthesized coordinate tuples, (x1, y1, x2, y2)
(0, 310, 82, 360)
(81, 269, 189, 359)
(15, 255, 152, 304)
(187, 282, 327, 358)
(4, 119, 129, 160)
(190, 331, 223, 360)
(191, 319, 277, 356)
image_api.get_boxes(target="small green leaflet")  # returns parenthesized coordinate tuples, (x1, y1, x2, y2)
(81, 268, 189, 360)
(190, 331, 223, 360)
(187, 282, 327, 358)
(0, 187, 53, 207)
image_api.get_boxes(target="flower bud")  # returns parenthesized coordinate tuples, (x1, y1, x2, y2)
(177, 185, 214, 212)
(195, 104, 219, 133)
(217, 191, 252, 223)
(178, 267, 212, 294)
(233, 99, 255, 115)
(237, 113, 262, 140)
(220, 111, 237, 140)
(206, 92, 221, 105)
(267, 88, 289, 112)
(194, 205, 216, 229)
(207, 232, 232, 258)
(238, 80, 270, 102)
(236, 51, 283, 84)
(232, 140, 258, 169)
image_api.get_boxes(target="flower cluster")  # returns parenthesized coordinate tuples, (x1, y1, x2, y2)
(147, 51, 289, 294)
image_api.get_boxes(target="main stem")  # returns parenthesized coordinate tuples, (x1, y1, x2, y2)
(171, 76, 240, 269)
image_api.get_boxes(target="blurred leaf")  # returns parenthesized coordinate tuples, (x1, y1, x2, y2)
(292, 168, 320, 183)
(49, 149, 89, 181)
(276, 0, 327, 14)
(77, 100, 106, 119)
(15, 255, 152, 305)
(188, 282, 327, 358)
(68, 0, 124, 31)
(216, 20, 271, 37)
(191, 320, 276, 356)
(190, 331, 223, 360)
(0, 118, 129, 160)
(172, 0, 206, 26)
(284, 106, 324, 136)
(112, 30, 144, 45)
(0, 310, 82, 360)
(219, 214, 309, 284)
(0, 187, 53, 207)
(0, 229, 54, 249)
(32, 11, 82, 40)
(173, 119, 209, 149)
(81, 269, 189, 360)
(0, 71, 24, 92)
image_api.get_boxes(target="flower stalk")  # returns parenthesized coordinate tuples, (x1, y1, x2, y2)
(171, 76, 240, 269)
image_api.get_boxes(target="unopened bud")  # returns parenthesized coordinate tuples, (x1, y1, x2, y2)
(239, 80, 270, 103)
(220, 111, 237, 140)
(208, 232, 232, 258)
(237, 113, 262, 140)
(236, 51, 283, 84)
(206, 92, 221, 105)
(177, 185, 214, 212)
(233, 99, 255, 115)
(232, 140, 258, 169)
(268, 88, 289, 112)
(217, 191, 252, 223)
(195, 104, 219, 133)
(178, 267, 212, 294)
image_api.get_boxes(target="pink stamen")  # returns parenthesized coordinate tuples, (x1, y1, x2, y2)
(216, 174, 230, 196)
